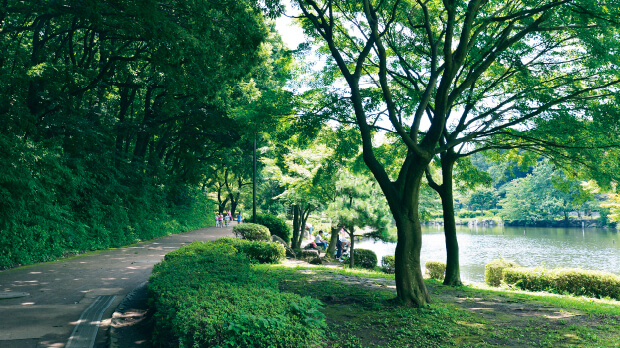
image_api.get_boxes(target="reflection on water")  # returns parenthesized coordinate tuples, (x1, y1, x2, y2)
(356, 225, 620, 282)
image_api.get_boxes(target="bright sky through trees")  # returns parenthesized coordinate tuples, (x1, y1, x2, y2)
(275, 9, 305, 49)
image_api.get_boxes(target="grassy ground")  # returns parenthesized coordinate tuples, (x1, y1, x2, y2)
(254, 262, 620, 347)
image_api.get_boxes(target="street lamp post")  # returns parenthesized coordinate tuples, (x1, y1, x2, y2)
(252, 135, 257, 223)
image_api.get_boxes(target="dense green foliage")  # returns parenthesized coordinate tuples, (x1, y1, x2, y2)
(0, 0, 273, 269)
(381, 255, 396, 274)
(253, 214, 291, 243)
(353, 249, 377, 270)
(149, 241, 325, 347)
(503, 267, 620, 300)
(425, 261, 447, 281)
(485, 259, 520, 287)
(428, 157, 612, 227)
(215, 237, 286, 264)
(497, 160, 597, 224)
(233, 223, 271, 241)
(295, 0, 620, 305)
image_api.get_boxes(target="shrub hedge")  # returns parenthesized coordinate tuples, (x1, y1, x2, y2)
(425, 261, 446, 281)
(149, 241, 325, 347)
(381, 255, 395, 274)
(485, 259, 519, 286)
(503, 267, 620, 300)
(253, 214, 291, 244)
(354, 248, 377, 269)
(215, 237, 285, 264)
(232, 223, 271, 241)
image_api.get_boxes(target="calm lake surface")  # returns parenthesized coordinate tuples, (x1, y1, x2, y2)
(356, 225, 620, 282)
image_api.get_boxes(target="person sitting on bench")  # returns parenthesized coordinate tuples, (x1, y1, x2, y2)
(315, 230, 328, 250)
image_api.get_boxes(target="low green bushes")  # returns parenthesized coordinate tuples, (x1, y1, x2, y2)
(425, 261, 446, 280)
(253, 214, 291, 244)
(233, 223, 271, 241)
(503, 267, 620, 300)
(381, 255, 395, 274)
(485, 259, 519, 286)
(215, 237, 285, 264)
(354, 249, 377, 269)
(149, 240, 325, 347)
(457, 210, 482, 219)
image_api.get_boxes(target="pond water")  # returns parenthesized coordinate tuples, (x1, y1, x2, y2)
(355, 225, 620, 282)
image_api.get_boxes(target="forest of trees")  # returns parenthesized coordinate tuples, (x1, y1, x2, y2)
(429, 155, 612, 227)
(2, 0, 620, 307)
(0, 0, 289, 269)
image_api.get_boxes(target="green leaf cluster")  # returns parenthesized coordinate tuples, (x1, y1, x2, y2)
(0, 0, 288, 267)
(149, 240, 325, 347)
(232, 223, 272, 241)
(215, 237, 286, 264)
(352, 248, 378, 270)
(253, 213, 291, 243)
(485, 259, 520, 287)
(504, 266, 620, 300)
(425, 261, 447, 281)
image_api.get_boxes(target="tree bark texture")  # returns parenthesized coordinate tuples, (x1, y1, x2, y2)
(298, 208, 309, 249)
(325, 226, 340, 259)
(348, 226, 355, 268)
(439, 152, 463, 286)
(291, 205, 301, 248)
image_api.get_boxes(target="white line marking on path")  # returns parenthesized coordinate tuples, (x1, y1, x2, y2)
(66, 295, 116, 348)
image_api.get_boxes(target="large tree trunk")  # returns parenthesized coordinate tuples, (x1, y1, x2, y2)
(298, 206, 312, 248)
(426, 151, 463, 286)
(439, 152, 462, 286)
(345, 226, 355, 268)
(325, 226, 339, 259)
(216, 186, 229, 214)
(393, 210, 431, 306)
(227, 176, 241, 218)
(132, 87, 152, 163)
(291, 205, 302, 248)
(313, 6, 436, 304)
(386, 160, 432, 306)
(229, 194, 238, 218)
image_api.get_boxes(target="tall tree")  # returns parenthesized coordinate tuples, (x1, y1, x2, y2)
(324, 169, 393, 267)
(425, 151, 492, 286)
(499, 159, 595, 224)
(264, 141, 332, 248)
(0, 0, 275, 267)
(292, 0, 620, 306)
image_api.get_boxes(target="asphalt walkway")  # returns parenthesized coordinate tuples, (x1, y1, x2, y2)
(0, 225, 234, 348)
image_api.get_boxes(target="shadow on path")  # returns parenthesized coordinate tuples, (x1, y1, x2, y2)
(0, 225, 233, 348)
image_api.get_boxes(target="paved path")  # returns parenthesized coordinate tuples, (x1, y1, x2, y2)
(0, 225, 234, 348)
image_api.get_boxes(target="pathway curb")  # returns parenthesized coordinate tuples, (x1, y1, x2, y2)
(107, 281, 149, 348)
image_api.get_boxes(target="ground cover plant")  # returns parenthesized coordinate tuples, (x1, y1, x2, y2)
(233, 223, 271, 241)
(486, 259, 520, 287)
(381, 255, 395, 274)
(148, 241, 325, 347)
(425, 261, 447, 281)
(149, 240, 620, 347)
(253, 214, 291, 243)
(353, 249, 378, 270)
(503, 266, 620, 300)
(215, 237, 286, 264)
(253, 263, 620, 347)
